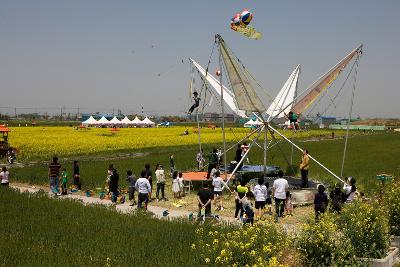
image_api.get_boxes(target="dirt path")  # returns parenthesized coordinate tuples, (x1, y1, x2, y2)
(10, 183, 240, 224)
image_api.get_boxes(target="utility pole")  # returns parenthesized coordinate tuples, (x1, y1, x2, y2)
(14, 107, 17, 119)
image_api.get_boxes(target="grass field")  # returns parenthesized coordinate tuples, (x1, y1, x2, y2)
(6, 126, 399, 194)
(0, 187, 208, 267)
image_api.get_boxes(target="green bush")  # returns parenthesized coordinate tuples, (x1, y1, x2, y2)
(384, 180, 400, 236)
(339, 200, 390, 258)
(297, 214, 356, 267)
(192, 219, 290, 266)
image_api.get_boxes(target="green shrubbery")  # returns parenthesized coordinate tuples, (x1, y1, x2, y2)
(192, 219, 290, 267)
(297, 214, 356, 267)
(384, 180, 400, 236)
(339, 200, 390, 258)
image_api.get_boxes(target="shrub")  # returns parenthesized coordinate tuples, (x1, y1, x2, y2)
(384, 180, 400, 236)
(192, 218, 290, 266)
(339, 200, 390, 258)
(297, 214, 356, 267)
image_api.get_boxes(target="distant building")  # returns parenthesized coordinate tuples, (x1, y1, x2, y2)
(202, 112, 236, 122)
(318, 116, 336, 127)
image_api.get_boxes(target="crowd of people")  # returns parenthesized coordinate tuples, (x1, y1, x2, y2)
(44, 151, 360, 223)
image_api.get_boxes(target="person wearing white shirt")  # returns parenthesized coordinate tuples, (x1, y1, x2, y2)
(135, 170, 152, 209)
(253, 177, 268, 219)
(0, 166, 9, 186)
(212, 171, 227, 211)
(155, 164, 166, 201)
(272, 171, 288, 217)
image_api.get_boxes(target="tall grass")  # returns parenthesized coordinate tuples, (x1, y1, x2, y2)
(0, 187, 203, 266)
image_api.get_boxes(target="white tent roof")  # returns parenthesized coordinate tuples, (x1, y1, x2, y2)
(131, 116, 142, 124)
(82, 116, 98, 125)
(109, 116, 121, 124)
(120, 116, 132, 124)
(97, 116, 110, 124)
(244, 119, 264, 128)
(142, 117, 155, 125)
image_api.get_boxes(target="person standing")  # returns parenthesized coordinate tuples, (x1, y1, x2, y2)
(73, 161, 81, 190)
(0, 166, 10, 186)
(155, 164, 166, 201)
(234, 180, 248, 219)
(109, 169, 119, 203)
(197, 182, 213, 219)
(135, 170, 152, 209)
(314, 184, 329, 220)
(126, 170, 137, 206)
(48, 156, 62, 196)
(143, 164, 153, 200)
(212, 171, 227, 211)
(253, 177, 268, 219)
(234, 144, 243, 171)
(272, 170, 288, 218)
(207, 148, 219, 179)
(61, 168, 68, 195)
(196, 149, 205, 170)
(169, 155, 175, 178)
(299, 149, 310, 188)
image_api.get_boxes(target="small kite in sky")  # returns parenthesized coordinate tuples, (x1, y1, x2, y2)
(230, 9, 262, 40)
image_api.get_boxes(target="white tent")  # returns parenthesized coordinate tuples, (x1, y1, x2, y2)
(131, 116, 142, 125)
(97, 116, 110, 125)
(120, 116, 132, 125)
(141, 117, 155, 127)
(244, 119, 264, 128)
(109, 116, 122, 125)
(82, 116, 98, 125)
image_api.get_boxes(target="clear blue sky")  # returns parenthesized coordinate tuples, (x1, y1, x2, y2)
(1, 0, 399, 117)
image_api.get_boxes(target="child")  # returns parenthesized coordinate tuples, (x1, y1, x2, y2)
(285, 191, 293, 216)
(61, 168, 68, 195)
(265, 182, 273, 215)
(178, 172, 184, 198)
(105, 164, 114, 194)
(252, 177, 267, 219)
(314, 184, 329, 221)
(126, 170, 137, 206)
(241, 193, 254, 225)
(171, 171, 180, 198)
(212, 171, 227, 211)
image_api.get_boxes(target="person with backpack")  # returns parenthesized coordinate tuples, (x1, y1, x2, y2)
(329, 183, 345, 213)
(343, 177, 358, 204)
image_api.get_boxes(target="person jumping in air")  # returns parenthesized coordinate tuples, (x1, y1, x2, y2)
(187, 91, 200, 115)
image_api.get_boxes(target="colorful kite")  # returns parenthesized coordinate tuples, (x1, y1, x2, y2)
(230, 9, 262, 40)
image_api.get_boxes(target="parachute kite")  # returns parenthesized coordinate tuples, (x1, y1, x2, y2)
(230, 9, 262, 40)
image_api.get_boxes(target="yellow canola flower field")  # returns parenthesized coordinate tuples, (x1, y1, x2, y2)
(9, 126, 349, 159)
(10, 126, 245, 159)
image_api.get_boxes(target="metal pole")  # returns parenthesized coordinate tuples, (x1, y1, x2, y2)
(340, 57, 359, 177)
(223, 126, 264, 188)
(263, 124, 267, 175)
(219, 51, 227, 180)
(269, 125, 345, 183)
